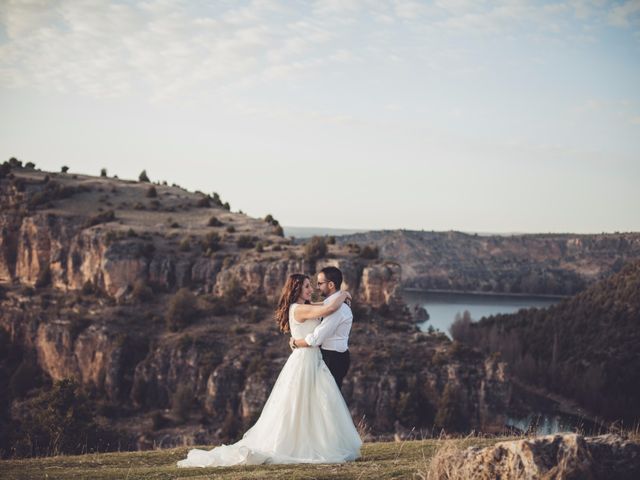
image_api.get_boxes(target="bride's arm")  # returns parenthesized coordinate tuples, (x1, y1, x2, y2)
(292, 291, 351, 323)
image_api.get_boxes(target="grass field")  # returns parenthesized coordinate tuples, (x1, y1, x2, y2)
(0, 438, 503, 480)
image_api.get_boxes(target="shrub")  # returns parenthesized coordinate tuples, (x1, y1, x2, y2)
(85, 210, 115, 228)
(359, 245, 379, 259)
(179, 237, 191, 252)
(222, 277, 245, 307)
(211, 192, 223, 207)
(138, 170, 150, 182)
(131, 279, 153, 303)
(28, 182, 84, 209)
(61, 165, 69, 173)
(151, 412, 170, 430)
(347, 243, 361, 254)
(208, 216, 223, 227)
(11, 177, 26, 192)
(327, 236, 336, 245)
(13, 378, 123, 457)
(166, 288, 198, 331)
(25, 161, 35, 169)
(434, 383, 468, 432)
(0, 162, 10, 179)
(237, 235, 255, 249)
(196, 196, 210, 207)
(35, 265, 51, 288)
(226, 225, 236, 233)
(274, 225, 284, 237)
(264, 214, 279, 226)
(146, 186, 157, 198)
(9, 359, 40, 398)
(219, 409, 241, 441)
(81, 280, 95, 295)
(304, 236, 327, 262)
(100, 168, 107, 177)
(172, 385, 193, 423)
(202, 232, 221, 252)
(223, 202, 230, 211)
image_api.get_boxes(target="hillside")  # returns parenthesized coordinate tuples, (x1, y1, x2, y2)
(456, 260, 640, 423)
(0, 160, 512, 458)
(337, 230, 640, 295)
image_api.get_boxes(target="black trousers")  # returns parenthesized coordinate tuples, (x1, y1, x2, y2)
(321, 349, 350, 389)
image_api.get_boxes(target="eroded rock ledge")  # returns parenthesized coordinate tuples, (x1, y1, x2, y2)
(428, 433, 640, 480)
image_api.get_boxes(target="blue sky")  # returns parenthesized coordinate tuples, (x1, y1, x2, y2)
(1, 0, 639, 233)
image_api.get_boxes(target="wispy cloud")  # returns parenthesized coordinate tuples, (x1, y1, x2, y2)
(608, 0, 640, 27)
(0, 0, 638, 103)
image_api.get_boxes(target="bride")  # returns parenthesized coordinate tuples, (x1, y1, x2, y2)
(177, 273, 362, 467)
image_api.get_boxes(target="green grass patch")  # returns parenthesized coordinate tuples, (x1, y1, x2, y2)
(0, 438, 505, 480)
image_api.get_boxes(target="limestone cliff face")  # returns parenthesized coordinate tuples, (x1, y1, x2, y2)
(1, 208, 397, 304)
(0, 287, 512, 442)
(338, 230, 640, 295)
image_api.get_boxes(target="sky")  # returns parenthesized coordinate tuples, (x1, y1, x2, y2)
(1, 0, 639, 234)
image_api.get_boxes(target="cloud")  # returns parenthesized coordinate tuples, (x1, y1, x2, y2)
(608, 0, 640, 27)
(1, 0, 639, 103)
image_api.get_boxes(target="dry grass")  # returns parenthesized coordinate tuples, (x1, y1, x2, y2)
(0, 438, 504, 480)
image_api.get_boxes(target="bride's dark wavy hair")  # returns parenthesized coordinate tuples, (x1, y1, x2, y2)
(275, 273, 309, 333)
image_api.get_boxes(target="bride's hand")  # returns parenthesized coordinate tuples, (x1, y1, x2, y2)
(341, 291, 352, 306)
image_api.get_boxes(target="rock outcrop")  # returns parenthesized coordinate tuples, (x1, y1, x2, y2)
(428, 433, 640, 480)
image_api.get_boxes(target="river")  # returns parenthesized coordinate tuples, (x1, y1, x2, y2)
(401, 289, 563, 337)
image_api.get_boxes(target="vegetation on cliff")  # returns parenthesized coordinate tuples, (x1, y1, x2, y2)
(452, 260, 640, 423)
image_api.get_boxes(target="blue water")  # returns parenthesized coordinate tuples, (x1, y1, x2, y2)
(402, 290, 561, 337)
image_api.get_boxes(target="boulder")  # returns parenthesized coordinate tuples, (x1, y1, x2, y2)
(428, 433, 640, 480)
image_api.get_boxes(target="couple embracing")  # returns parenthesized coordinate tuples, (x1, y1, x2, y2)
(177, 266, 362, 467)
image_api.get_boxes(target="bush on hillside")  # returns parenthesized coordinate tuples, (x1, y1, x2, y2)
(304, 236, 327, 262)
(85, 210, 115, 228)
(10, 379, 124, 457)
(208, 216, 223, 227)
(237, 235, 255, 249)
(166, 288, 198, 331)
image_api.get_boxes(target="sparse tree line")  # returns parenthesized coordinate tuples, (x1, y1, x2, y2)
(449, 261, 640, 423)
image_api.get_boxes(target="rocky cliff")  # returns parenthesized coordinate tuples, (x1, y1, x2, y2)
(337, 230, 640, 295)
(0, 162, 512, 451)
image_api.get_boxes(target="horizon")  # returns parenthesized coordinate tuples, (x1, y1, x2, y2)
(7, 160, 639, 236)
(1, 1, 639, 233)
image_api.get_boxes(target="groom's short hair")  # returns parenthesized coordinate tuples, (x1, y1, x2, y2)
(320, 266, 342, 290)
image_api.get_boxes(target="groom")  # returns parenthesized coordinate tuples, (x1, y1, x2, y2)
(290, 266, 353, 389)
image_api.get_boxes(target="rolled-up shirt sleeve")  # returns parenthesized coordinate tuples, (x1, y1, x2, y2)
(304, 311, 342, 347)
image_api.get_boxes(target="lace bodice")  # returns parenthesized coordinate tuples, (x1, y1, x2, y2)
(289, 304, 321, 339)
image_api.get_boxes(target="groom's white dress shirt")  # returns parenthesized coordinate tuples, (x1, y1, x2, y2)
(304, 291, 353, 352)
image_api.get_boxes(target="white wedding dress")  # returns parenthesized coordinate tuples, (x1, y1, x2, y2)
(176, 304, 362, 467)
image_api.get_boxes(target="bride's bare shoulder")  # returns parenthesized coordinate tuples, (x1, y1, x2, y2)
(290, 303, 305, 323)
